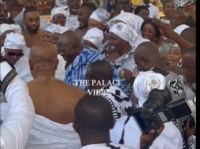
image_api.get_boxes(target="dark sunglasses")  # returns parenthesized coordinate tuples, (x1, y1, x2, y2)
(7, 52, 24, 58)
(53, 16, 66, 21)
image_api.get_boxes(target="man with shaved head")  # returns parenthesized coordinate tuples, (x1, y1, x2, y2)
(26, 42, 86, 148)
(180, 28, 196, 45)
(58, 30, 127, 94)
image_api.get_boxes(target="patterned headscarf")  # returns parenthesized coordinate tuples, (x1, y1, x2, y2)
(90, 8, 110, 26)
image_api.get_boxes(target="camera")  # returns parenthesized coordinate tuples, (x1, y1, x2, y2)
(131, 88, 193, 134)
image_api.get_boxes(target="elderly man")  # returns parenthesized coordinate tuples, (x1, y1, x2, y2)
(25, 42, 86, 148)
(2, 33, 33, 83)
(58, 30, 127, 94)
(0, 57, 35, 149)
(51, 7, 67, 27)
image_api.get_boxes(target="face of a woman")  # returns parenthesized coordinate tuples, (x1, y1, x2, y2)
(168, 46, 182, 67)
(88, 19, 105, 31)
(163, 1, 176, 19)
(141, 23, 156, 42)
(138, 9, 149, 20)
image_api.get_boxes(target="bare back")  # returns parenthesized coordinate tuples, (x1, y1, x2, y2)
(28, 77, 86, 124)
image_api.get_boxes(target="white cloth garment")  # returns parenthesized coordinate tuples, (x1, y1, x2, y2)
(40, 16, 51, 30)
(142, 3, 160, 19)
(4, 33, 26, 50)
(55, 0, 68, 7)
(90, 8, 110, 26)
(81, 142, 134, 149)
(51, 7, 67, 20)
(110, 116, 183, 149)
(45, 24, 69, 34)
(55, 54, 66, 82)
(0, 62, 35, 149)
(84, 28, 104, 49)
(15, 57, 34, 83)
(109, 23, 138, 48)
(133, 71, 166, 107)
(110, 11, 136, 31)
(10, 24, 22, 34)
(24, 115, 81, 149)
(65, 10, 79, 31)
(174, 24, 190, 35)
(0, 24, 14, 36)
(134, 15, 144, 35)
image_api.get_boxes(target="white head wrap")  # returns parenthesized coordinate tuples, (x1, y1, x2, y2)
(174, 24, 190, 35)
(89, 8, 110, 26)
(83, 27, 104, 49)
(110, 11, 136, 30)
(45, 24, 68, 34)
(51, 7, 67, 20)
(4, 33, 26, 50)
(109, 23, 138, 48)
(0, 24, 14, 36)
(133, 71, 165, 107)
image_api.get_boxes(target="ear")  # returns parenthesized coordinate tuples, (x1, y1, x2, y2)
(141, 56, 148, 66)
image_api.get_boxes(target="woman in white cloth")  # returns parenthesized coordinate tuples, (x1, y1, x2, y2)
(110, 71, 183, 149)
(51, 7, 67, 27)
(44, 24, 68, 82)
(1, 33, 33, 83)
(83, 27, 104, 50)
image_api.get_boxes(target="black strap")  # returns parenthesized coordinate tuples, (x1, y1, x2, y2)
(106, 142, 121, 149)
(119, 116, 131, 144)
(0, 69, 17, 94)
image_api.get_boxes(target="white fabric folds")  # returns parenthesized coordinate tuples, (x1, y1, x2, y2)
(109, 23, 138, 48)
(90, 8, 110, 26)
(45, 24, 68, 34)
(174, 24, 190, 35)
(83, 27, 104, 48)
(51, 7, 67, 20)
(4, 33, 26, 50)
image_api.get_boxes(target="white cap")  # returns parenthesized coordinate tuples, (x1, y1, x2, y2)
(51, 7, 66, 20)
(4, 33, 26, 50)
(45, 24, 68, 34)
(110, 23, 138, 48)
(90, 8, 110, 26)
(84, 27, 104, 48)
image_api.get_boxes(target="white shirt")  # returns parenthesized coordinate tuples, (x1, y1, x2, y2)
(134, 15, 144, 35)
(142, 3, 160, 19)
(81, 142, 134, 149)
(0, 62, 35, 149)
(55, 54, 66, 82)
(65, 10, 79, 31)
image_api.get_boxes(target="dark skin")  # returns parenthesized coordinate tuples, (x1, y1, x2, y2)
(162, 1, 176, 20)
(115, 0, 131, 16)
(170, 10, 186, 29)
(28, 42, 86, 124)
(57, 31, 83, 66)
(76, 6, 94, 38)
(67, 0, 81, 16)
(52, 14, 66, 27)
(23, 11, 44, 48)
(143, 0, 150, 5)
(4, 49, 24, 65)
(8, 0, 23, 20)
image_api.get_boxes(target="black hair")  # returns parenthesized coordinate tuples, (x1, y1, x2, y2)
(88, 60, 113, 81)
(23, 7, 39, 17)
(74, 94, 113, 132)
(6, 0, 18, 9)
(114, 0, 131, 8)
(141, 19, 161, 39)
(134, 6, 150, 15)
(81, 2, 97, 12)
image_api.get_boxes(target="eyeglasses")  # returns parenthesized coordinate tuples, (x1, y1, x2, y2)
(53, 16, 66, 21)
(7, 52, 24, 58)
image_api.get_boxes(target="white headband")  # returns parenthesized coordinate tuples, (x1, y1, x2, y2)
(84, 27, 104, 49)
(174, 24, 190, 35)
(51, 7, 66, 20)
(45, 24, 68, 34)
(90, 8, 110, 26)
(4, 33, 26, 50)
(133, 71, 165, 107)
(110, 11, 136, 30)
(110, 23, 138, 48)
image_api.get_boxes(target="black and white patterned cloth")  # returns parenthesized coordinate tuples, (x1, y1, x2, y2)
(188, 135, 196, 149)
(99, 86, 133, 121)
(81, 142, 133, 149)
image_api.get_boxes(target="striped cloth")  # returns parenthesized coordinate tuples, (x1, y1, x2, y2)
(65, 46, 127, 94)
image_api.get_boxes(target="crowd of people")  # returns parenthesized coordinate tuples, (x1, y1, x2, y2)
(0, 0, 196, 149)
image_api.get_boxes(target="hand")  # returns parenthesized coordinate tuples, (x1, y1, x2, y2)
(185, 118, 196, 140)
(153, 17, 176, 39)
(123, 69, 133, 83)
(140, 124, 165, 149)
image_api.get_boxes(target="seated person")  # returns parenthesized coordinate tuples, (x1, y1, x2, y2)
(83, 27, 104, 50)
(134, 5, 150, 21)
(51, 7, 67, 27)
